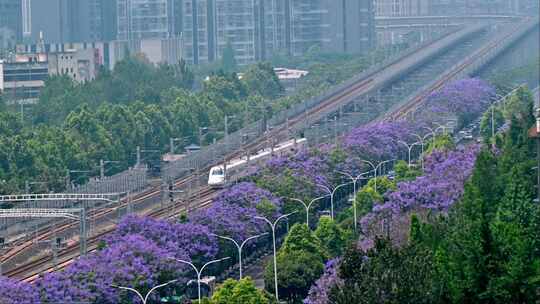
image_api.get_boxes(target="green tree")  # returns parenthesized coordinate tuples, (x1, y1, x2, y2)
(314, 216, 346, 257)
(479, 106, 504, 144)
(503, 86, 534, 121)
(264, 250, 324, 303)
(354, 185, 382, 217)
(280, 223, 327, 260)
(425, 134, 455, 154)
(365, 176, 396, 196)
(0, 90, 5, 112)
(242, 62, 284, 99)
(435, 150, 500, 303)
(484, 169, 540, 303)
(394, 160, 421, 182)
(329, 239, 439, 304)
(264, 223, 326, 302)
(33, 75, 80, 124)
(211, 277, 270, 304)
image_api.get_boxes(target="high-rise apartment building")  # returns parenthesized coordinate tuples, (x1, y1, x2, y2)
(427, 0, 528, 16)
(179, 0, 215, 65)
(0, 0, 22, 48)
(117, 0, 174, 41)
(253, 0, 289, 60)
(180, 0, 375, 65)
(375, 0, 429, 17)
(25, 0, 116, 44)
(15, 0, 374, 65)
(78, 0, 117, 42)
(215, 0, 256, 65)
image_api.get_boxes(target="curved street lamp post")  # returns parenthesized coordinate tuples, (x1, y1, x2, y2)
(398, 140, 421, 168)
(317, 183, 352, 220)
(169, 257, 230, 303)
(254, 212, 297, 302)
(411, 133, 432, 170)
(286, 195, 328, 227)
(112, 279, 180, 304)
(211, 233, 268, 279)
(358, 159, 396, 193)
(336, 170, 371, 232)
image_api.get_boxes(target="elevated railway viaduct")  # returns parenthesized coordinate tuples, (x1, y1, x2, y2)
(1, 17, 538, 281)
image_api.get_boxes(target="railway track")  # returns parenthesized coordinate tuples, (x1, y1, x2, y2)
(2, 22, 527, 281)
(8, 186, 217, 282)
(385, 19, 532, 121)
(1, 77, 377, 282)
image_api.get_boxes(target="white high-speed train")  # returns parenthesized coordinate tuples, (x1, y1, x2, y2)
(208, 138, 307, 188)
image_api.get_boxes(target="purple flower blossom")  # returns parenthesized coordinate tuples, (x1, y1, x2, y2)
(107, 215, 218, 261)
(421, 78, 495, 125)
(0, 276, 40, 304)
(343, 121, 415, 161)
(36, 234, 186, 304)
(304, 258, 343, 304)
(360, 145, 480, 242)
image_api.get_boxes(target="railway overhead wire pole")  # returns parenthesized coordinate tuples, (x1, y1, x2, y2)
(0, 208, 87, 256)
(0, 193, 121, 251)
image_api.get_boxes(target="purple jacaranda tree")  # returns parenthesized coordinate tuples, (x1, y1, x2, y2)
(360, 145, 480, 244)
(421, 78, 495, 126)
(107, 215, 218, 262)
(190, 202, 264, 241)
(343, 121, 416, 162)
(211, 182, 282, 210)
(303, 258, 343, 304)
(189, 182, 282, 241)
(0, 276, 41, 304)
(36, 234, 187, 304)
(253, 147, 335, 204)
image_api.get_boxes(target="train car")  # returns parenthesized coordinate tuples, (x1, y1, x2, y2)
(208, 138, 307, 188)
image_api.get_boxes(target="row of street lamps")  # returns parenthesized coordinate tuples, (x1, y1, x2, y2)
(111, 125, 451, 303)
(111, 212, 296, 303)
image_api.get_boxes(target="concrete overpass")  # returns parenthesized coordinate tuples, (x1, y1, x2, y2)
(376, 15, 523, 29)
(375, 14, 527, 46)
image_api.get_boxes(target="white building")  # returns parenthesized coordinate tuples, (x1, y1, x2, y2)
(0, 53, 48, 102)
(16, 36, 184, 71)
(48, 48, 100, 82)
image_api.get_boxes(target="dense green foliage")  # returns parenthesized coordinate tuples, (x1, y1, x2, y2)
(314, 216, 348, 257)
(264, 224, 326, 302)
(210, 277, 270, 304)
(425, 134, 455, 154)
(322, 87, 540, 304)
(330, 239, 438, 304)
(393, 160, 421, 182)
(0, 57, 284, 193)
(1, 45, 384, 194)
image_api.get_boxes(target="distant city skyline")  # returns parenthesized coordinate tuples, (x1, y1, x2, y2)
(1, 0, 537, 65)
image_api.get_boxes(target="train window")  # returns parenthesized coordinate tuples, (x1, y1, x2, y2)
(213, 168, 224, 176)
